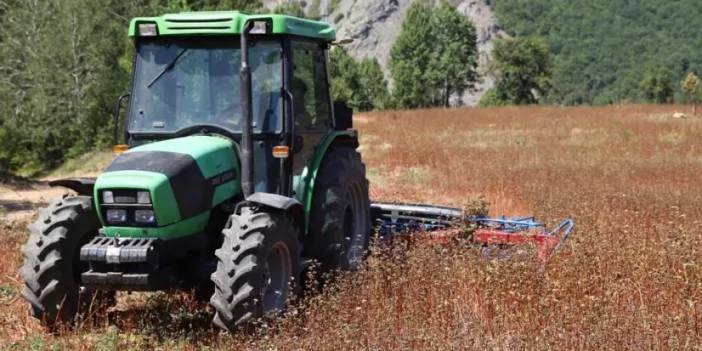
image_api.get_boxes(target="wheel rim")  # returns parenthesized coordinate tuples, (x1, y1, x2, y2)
(262, 242, 292, 313)
(343, 181, 367, 266)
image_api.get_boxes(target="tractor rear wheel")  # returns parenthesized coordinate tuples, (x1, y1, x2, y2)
(308, 147, 370, 271)
(19, 196, 109, 330)
(210, 207, 300, 331)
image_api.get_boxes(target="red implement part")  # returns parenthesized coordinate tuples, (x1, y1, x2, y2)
(474, 229, 560, 262)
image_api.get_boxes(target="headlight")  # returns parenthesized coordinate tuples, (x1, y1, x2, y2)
(102, 191, 114, 204)
(139, 23, 158, 37)
(134, 210, 155, 223)
(137, 191, 151, 204)
(106, 209, 127, 224)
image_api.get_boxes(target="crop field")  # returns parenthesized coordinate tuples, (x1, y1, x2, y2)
(1, 105, 701, 350)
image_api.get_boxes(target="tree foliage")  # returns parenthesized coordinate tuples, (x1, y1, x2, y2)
(478, 88, 509, 107)
(487, 37, 552, 105)
(493, 0, 702, 105)
(0, 0, 143, 174)
(639, 66, 674, 104)
(329, 48, 389, 112)
(389, 2, 478, 108)
(681, 72, 700, 102)
(0, 0, 257, 175)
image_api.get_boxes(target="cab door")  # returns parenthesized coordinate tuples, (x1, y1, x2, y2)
(289, 40, 333, 197)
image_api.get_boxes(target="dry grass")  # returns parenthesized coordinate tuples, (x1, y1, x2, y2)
(1, 105, 701, 350)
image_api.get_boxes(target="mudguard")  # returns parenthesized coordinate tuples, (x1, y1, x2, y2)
(48, 178, 96, 196)
(297, 130, 358, 232)
(246, 192, 304, 239)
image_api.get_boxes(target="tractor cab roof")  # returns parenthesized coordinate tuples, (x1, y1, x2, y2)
(128, 11, 336, 41)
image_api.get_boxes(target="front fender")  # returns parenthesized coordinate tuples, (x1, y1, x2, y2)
(48, 178, 96, 196)
(246, 192, 304, 240)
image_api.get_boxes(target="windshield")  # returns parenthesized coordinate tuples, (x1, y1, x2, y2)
(128, 37, 282, 134)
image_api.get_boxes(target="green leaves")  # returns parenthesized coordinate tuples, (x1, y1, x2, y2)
(329, 47, 388, 112)
(488, 37, 552, 106)
(0, 0, 160, 175)
(680, 72, 700, 101)
(389, 2, 478, 109)
(640, 66, 674, 104)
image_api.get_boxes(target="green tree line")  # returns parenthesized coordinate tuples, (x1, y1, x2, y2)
(0, 0, 262, 175)
(492, 0, 702, 105)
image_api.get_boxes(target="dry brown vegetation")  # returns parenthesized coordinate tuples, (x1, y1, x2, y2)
(1, 105, 701, 350)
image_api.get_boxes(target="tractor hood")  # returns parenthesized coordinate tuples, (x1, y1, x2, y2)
(94, 135, 240, 239)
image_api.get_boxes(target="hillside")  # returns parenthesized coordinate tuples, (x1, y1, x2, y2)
(493, 0, 702, 105)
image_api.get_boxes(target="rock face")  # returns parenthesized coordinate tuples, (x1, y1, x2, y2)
(263, 0, 506, 106)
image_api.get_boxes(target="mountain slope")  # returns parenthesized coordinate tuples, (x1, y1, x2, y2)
(492, 0, 702, 105)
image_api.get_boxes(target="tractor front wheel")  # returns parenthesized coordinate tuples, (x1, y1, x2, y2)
(19, 196, 109, 330)
(210, 207, 300, 331)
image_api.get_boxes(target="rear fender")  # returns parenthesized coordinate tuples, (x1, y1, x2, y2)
(244, 192, 305, 241)
(48, 178, 95, 196)
(299, 130, 358, 232)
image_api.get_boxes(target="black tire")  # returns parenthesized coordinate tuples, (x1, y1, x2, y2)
(19, 196, 106, 329)
(210, 207, 301, 331)
(307, 147, 370, 271)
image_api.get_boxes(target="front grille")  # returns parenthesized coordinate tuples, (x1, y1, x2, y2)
(80, 236, 158, 263)
(80, 236, 168, 290)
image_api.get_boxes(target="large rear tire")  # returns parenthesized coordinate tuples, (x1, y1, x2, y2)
(210, 207, 301, 331)
(19, 196, 106, 329)
(307, 147, 370, 271)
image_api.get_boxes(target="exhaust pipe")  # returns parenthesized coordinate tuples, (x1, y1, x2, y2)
(240, 21, 255, 198)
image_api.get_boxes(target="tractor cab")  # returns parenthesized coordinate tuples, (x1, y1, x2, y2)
(122, 12, 351, 197)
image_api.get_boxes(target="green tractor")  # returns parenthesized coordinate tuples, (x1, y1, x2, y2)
(19, 11, 370, 331)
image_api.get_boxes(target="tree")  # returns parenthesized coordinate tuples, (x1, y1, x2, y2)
(388, 3, 433, 109)
(329, 47, 359, 107)
(428, 3, 478, 107)
(681, 72, 700, 115)
(389, 2, 478, 108)
(491, 37, 552, 105)
(640, 66, 674, 104)
(355, 59, 390, 111)
(478, 88, 509, 107)
(0, 0, 149, 175)
(329, 47, 389, 111)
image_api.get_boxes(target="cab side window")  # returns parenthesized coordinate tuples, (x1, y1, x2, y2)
(292, 41, 331, 130)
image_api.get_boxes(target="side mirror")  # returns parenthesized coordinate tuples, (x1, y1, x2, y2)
(113, 94, 130, 144)
(333, 101, 353, 130)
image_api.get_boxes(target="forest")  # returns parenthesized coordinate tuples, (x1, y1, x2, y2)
(493, 0, 702, 105)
